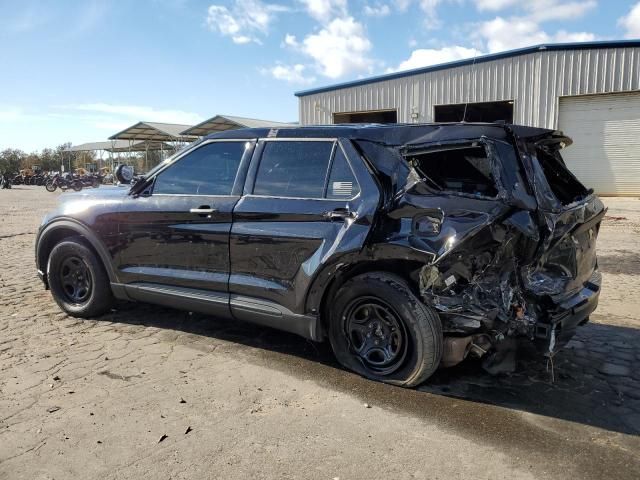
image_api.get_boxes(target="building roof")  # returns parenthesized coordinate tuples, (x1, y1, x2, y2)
(109, 121, 197, 141)
(295, 40, 640, 97)
(107, 140, 174, 152)
(67, 140, 175, 152)
(67, 140, 131, 152)
(180, 115, 295, 136)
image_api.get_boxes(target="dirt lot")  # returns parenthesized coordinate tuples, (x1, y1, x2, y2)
(1, 186, 639, 480)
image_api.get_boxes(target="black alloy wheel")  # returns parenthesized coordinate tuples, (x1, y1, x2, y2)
(344, 297, 408, 376)
(47, 238, 113, 317)
(58, 256, 93, 304)
(329, 272, 442, 387)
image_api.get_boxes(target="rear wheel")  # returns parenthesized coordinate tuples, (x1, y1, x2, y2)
(47, 239, 113, 317)
(329, 272, 442, 387)
(72, 181, 82, 192)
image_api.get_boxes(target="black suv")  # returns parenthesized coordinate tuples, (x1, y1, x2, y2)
(36, 123, 604, 387)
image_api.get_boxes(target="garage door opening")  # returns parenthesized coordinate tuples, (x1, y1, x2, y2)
(333, 109, 398, 124)
(434, 101, 514, 123)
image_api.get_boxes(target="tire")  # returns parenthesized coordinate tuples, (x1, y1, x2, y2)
(45, 181, 57, 192)
(328, 272, 442, 388)
(47, 238, 113, 317)
(72, 181, 82, 192)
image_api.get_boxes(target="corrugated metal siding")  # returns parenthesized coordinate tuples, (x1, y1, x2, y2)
(299, 47, 640, 129)
(559, 92, 640, 195)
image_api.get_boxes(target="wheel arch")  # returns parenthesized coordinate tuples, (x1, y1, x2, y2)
(37, 219, 118, 286)
(310, 257, 426, 340)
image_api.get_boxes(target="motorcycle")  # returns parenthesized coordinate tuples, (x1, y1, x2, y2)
(45, 174, 82, 192)
(0, 174, 12, 189)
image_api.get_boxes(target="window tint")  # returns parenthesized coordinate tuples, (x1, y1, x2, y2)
(408, 145, 498, 197)
(253, 141, 333, 198)
(153, 142, 245, 195)
(326, 147, 360, 199)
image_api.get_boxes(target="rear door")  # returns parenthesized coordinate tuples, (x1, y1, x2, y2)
(229, 138, 376, 326)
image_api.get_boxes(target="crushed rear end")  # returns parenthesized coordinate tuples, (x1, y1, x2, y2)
(386, 124, 605, 372)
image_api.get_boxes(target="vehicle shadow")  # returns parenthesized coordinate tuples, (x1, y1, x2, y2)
(101, 304, 640, 436)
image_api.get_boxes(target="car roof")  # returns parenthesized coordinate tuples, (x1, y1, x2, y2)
(203, 122, 558, 146)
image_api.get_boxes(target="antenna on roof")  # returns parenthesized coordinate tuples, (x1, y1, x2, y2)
(462, 48, 480, 123)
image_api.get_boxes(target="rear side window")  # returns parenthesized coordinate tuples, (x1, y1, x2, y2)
(326, 147, 360, 199)
(407, 144, 498, 197)
(154, 142, 245, 195)
(253, 141, 333, 198)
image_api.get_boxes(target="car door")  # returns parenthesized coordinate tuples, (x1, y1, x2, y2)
(228, 137, 379, 336)
(115, 139, 253, 314)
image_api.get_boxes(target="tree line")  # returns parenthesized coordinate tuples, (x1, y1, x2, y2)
(0, 143, 96, 174)
(1, 143, 172, 175)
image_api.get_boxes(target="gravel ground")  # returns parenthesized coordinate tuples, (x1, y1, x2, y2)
(1, 186, 639, 480)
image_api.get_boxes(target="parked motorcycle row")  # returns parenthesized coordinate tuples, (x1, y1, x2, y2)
(1, 171, 114, 192)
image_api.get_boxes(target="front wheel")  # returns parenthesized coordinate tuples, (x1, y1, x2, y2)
(47, 239, 113, 317)
(45, 181, 57, 192)
(329, 272, 442, 387)
(72, 181, 82, 192)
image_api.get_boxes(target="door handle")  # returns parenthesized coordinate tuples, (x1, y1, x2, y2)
(323, 208, 353, 221)
(190, 206, 217, 214)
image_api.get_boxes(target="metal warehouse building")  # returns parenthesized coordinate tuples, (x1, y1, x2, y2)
(296, 40, 640, 195)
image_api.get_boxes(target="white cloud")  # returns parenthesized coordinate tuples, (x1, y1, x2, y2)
(283, 33, 299, 47)
(263, 63, 316, 84)
(477, 13, 597, 53)
(525, 0, 596, 22)
(300, 16, 373, 78)
(389, 46, 483, 72)
(473, 0, 596, 20)
(298, 0, 347, 23)
(473, 0, 518, 11)
(478, 16, 549, 52)
(206, 0, 287, 44)
(364, 3, 391, 17)
(619, 1, 640, 38)
(61, 103, 204, 125)
(554, 30, 596, 42)
(419, 0, 444, 28)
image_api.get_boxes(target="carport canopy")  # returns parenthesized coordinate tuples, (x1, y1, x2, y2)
(180, 115, 294, 137)
(109, 121, 197, 142)
(66, 140, 131, 152)
(67, 140, 174, 153)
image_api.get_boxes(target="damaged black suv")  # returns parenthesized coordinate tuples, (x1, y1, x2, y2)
(36, 123, 604, 387)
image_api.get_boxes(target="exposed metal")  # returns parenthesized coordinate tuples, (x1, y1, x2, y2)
(297, 43, 640, 131)
(181, 115, 295, 137)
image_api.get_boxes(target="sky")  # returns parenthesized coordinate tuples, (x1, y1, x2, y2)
(1, 0, 639, 151)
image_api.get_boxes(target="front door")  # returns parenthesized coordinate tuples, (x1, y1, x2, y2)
(115, 140, 252, 301)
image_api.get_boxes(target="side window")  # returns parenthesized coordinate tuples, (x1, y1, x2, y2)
(326, 147, 360, 199)
(253, 141, 333, 198)
(153, 142, 245, 195)
(407, 144, 498, 197)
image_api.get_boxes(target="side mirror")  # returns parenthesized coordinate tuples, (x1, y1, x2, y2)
(115, 165, 134, 184)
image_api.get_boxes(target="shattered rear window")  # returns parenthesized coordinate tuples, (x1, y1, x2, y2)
(535, 147, 589, 205)
(407, 145, 499, 197)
